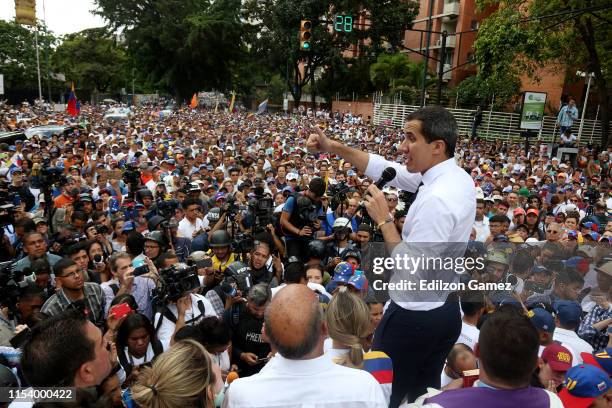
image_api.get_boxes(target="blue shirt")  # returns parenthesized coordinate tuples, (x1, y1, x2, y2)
(557, 105, 579, 127)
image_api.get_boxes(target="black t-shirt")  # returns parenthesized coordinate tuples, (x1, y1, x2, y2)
(224, 303, 270, 377)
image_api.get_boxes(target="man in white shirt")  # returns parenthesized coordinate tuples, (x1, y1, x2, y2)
(473, 199, 490, 242)
(308, 106, 476, 406)
(225, 284, 387, 408)
(552, 300, 593, 364)
(177, 197, 208, 239)
(457, 292, 485, 350)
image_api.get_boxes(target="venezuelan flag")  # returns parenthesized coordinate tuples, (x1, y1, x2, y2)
(363, 351, 393, 384)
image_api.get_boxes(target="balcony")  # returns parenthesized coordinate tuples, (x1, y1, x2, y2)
(441, 1, 460, 21)
(431, 35, 456, 49)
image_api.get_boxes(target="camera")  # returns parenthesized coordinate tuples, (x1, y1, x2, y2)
(122, 164, 141, 187)
(232, 231, 255, 253)
(584, 187, 601, 205)
(40, 166, 66, 186)
(328, 181, 352, 211)
(0, 261, 35, 318)
(157, 199, 179, 220)
(133, 264, 149, 276)
(220, 262, 252, 297)
(96, 225, 109, 235)
(152, 264, 201, 303)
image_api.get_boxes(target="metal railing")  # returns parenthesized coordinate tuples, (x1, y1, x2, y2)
(373, 103, 608, 145)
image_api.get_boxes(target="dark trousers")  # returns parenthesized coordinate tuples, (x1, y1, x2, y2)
(285, 238, 309, 262)
(373, 300, 461, 407)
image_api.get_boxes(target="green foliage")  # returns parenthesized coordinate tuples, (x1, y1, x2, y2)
(94, 0, 244, 102)
(0, 20, 56, 90)
(369, 53, 424, 91)
(52, 28, 127, 92)
(242, 0, 418, 104)
(455, 73, 521, 110)
(473, 0, 612, 145)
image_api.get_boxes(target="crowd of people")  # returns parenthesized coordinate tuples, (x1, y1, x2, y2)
(0, 99, 610, 408)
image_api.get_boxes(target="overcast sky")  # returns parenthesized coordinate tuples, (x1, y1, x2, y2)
(0, 0, 106, 35)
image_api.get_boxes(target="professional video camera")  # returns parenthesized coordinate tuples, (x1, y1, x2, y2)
(247, 182, 274, 233)
(584, 187, 601, 206)
(122, 164, 141, 186)
(328, 181, 353, 211)
(40, 166, 66, 187)
(0, 261, 34, 318)
(157, 199, 180, 220)
(220, 261, 253, 297)
(152, 263, 201, 304)
(224, 194, 248, 217)
(0, 181, 17, 228)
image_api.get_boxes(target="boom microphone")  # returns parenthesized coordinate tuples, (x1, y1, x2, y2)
(374, 167, 397, 190)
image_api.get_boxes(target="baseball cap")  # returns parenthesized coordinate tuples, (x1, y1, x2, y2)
(526, 208, 539, 216)
(553, 300, 583, 327)
(532, 265, 552, 276)
(527, 308, 555, 333)
(513, 208, 526, 216)
(563, 256, 590, 274)
(342, 250, 361, 263)
(581, 349, 612, 376)
(348, 274, 368, 291)
(332, 217, 352, 231)
(214, 192, 225, 201)
(541, 343, 573, 372)
(122, 221, 136, 233)
(492, 194, 503, 201)
(286, 173, 299, 181)
(558, 364, 612, 408)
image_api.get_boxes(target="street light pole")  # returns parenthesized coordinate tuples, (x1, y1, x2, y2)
(34, 28, 43, 102)
(576, 70, 593, 140)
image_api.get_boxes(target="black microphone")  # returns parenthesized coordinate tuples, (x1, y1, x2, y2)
(374, 167, 397, 190)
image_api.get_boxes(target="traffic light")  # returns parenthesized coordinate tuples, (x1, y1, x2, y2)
(299, 19, 312, 51)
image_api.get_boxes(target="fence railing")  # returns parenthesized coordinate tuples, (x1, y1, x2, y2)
(373, 103, 608, 146)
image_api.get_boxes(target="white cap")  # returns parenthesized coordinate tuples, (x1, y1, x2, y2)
(332, 217, 352, 231)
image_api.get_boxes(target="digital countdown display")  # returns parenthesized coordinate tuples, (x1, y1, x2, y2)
(334, 15, 353, 32)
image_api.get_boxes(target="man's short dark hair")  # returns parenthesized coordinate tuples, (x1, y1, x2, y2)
(53, 258, 77, 277)
(70, 210, 88, 223)
(65, 240, 89, 257)
(308, 177, 326, 198)
(15, 217, 36, 233)
(182, 197, 202, 209)
(405, 106, 458, 158)
(460, 291, 485, 317)
(556, 268, 584, 287)
(478, 306, 539, 388)
(489, 215, 510, 225)
(21, 309, 94, 387)
(125, 231, 145, 257)
(284, 262, 306, 284)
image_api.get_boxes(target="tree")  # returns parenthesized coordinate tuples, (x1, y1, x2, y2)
(455, 73, 521, 109)
(0, 20, 56, 92)
(94, 0, 245, 102)
(52, 28, 128, 93)
(242, 0, 418, 105)
(370, 53, 424, 92)
(474, 0, 612, 146)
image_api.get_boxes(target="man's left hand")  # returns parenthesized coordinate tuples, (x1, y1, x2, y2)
(364, 184, 390, 225)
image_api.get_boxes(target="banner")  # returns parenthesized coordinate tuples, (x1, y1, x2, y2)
(519, 91, 547, 130)
(15, 0, 36, 26)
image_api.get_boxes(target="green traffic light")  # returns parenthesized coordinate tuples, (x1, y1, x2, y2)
(303, 42, 310, 49)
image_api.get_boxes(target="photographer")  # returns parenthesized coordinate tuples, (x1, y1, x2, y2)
(279, 177, 326, 261)
(325, 217, 357, 264)
(224, 283, 271, 377)
(148, 216, 192, 263)
(101, 252, 157, 321)
(208, 230, 237, 272)
(7, 167, 35, 212)
(153, 266, 217, 350)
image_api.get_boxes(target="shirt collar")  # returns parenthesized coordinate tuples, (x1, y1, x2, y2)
(421, 158, 456, 186)
(269, 353, 335, 375)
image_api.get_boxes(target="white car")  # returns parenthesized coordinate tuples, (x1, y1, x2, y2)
(103, 107, 132, 122)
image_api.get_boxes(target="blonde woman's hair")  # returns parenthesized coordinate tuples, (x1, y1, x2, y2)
(131, 339, 216, 408)
(326, 286, 371, 368)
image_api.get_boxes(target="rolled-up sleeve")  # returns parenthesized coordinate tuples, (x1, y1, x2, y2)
(364, 153, 422, 193)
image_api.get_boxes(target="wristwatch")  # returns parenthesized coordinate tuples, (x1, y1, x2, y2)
(377, 214, 394, 229)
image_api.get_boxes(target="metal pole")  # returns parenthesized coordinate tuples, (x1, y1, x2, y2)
(455, 89, 458, 109)
(577, 73, 592, 140)
(132, 67, 135, 104)
(486, 93, 494, 139)
(437, 31, 447, 105)
(419, 0, 436, 107)
(589, 104, 600, 144)
(34, 29, 43, 102)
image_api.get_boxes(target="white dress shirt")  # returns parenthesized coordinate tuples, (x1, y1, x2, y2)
(225, 353, 387, 408)
(365, 155, 476, 311)
(553, 327, 593, 364)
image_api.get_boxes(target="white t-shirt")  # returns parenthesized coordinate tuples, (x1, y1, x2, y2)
(177, 216, 207, 239)
(457, 321, 479, 350)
